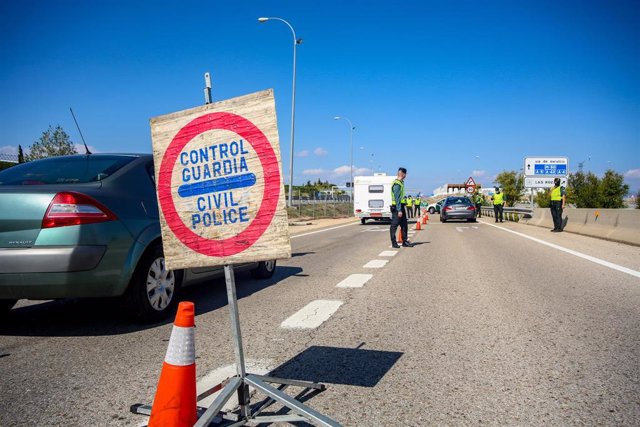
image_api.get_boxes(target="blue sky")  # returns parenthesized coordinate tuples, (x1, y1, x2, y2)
(1, 0, 639, 194)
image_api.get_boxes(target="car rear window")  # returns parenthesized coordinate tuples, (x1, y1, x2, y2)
(446, 197, 472, 205)
(0, 155, 137, 185)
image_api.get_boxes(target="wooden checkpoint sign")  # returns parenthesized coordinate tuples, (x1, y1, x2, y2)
(150, 89, 291, 270)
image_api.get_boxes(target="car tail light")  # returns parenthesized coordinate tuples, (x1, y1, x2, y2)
(443, 206, 452, 211)
(467, 206, 476, 211)
(355, 209, 362, 213)
(42, 192, 117, 228)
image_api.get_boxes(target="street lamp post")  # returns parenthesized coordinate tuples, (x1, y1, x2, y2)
(334, 116, 355, 201)
(258, 17, 301, 208)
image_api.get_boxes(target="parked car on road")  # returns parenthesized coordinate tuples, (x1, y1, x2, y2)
(0, 154, 276, 322)
(440, 196, 477, 223)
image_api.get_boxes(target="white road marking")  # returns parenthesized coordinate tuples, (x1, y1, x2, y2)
(364, 259, 388, 268)
(456, 226, 469, 232)
(291, 222, 358, 239)
(281, 300, 344, 329)
(336, 273, 374, 288)
(472, 226, 479, 229)
(197, 359, 273, 409)
(481, 221, 640, 279)
(378, 250, 398, 257)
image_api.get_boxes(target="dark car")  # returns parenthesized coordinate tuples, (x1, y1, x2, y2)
(440, 196, 477, 222)
(0, 154, 276, 322)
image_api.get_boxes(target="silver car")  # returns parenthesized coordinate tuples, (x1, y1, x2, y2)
(440, 196, 477, 222)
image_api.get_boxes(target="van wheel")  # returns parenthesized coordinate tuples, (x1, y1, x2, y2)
(360, 218, 366, 225)
(0, 299, 17, 316)
(429, 207, 435, 214)
(123, 244, 183, 323)
(252, 260, 276, 279)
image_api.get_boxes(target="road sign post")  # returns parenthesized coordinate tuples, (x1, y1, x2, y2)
(149, 89, 340, 427)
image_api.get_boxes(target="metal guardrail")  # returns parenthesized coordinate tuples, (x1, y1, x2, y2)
(481, 206, 533, 222)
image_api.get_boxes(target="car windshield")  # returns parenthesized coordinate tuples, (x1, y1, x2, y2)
(446, 197, 471, 205)
(0, 155, 136, 185)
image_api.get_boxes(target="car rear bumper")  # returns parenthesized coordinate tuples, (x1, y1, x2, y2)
(442, 210, 476, 220)
(0, 246, 106, 273)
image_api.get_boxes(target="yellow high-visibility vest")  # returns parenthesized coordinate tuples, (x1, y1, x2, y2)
(551, 186, 563, 201)
(407, 197, 413, 207)
(493, 192, 504, 205)
(391, 179, 405, 206)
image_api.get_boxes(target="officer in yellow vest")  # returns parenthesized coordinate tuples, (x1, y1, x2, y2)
(390, 167, 413, 248)
(550, 177, 567, 232)
(414, 196, 421, 217)
(491, 187, 505, 223)
(406, 195, 414, 218)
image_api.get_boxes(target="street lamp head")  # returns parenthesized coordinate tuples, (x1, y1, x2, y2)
(258, 17, 269, 22)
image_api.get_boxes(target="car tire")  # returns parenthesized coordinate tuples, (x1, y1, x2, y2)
(123, 244, 183, 323)
(440, 216, 446, 223)
(361, 218, 366, 225)
(467, 218, 477, 222)
(429, 207, 435, 214)
(0, 299, 17, 316)
(251, 260, 277, 279)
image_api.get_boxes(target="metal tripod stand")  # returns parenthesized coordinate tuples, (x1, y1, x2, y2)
(193, 265, 342, 427)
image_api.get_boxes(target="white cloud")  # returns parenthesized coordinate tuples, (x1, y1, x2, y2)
(313, 147, 328, 157)
(302, 168, 325, 175)
(0, 145, 18, 155)
(624, 169, 640, 179)
(296, 150, 309, 157)
(332, 165, 351, 176)
(354, 167, 372, 175)
(472, 170, 486, 177)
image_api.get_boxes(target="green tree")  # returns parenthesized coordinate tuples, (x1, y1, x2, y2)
(18, 145, 25, 163)
(494, 170, 524, 206)
(568, 171, 601, 208)
(534, 188, 551, 208)
(636, 190, 640, 209)
(599, 169, 629, 208)
(27, 125, 77, 161)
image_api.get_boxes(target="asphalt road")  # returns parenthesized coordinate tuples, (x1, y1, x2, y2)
(1, 216, 639, 426)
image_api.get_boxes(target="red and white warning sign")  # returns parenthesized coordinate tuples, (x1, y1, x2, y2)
(150, 89, 291, 270)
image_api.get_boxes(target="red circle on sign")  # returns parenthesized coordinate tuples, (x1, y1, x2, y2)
(157, 112, 281, 257)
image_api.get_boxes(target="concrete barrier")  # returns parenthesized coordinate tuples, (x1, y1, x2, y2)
(524, 208, 640, 246)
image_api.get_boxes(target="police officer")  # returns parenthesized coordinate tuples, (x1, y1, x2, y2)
(491, 187, 505, 223)
(406, 195, 414, 218)
(550, 177, 567, 232)
(390, 167, 413, 248)
(474, 192, 483, 218)
(414, 196, 421, 217)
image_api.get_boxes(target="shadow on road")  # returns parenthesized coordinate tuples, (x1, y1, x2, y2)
(0, 266, 302, 337)
(268, 344, 403, 388)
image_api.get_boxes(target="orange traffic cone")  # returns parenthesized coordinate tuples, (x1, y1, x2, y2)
(415, 219, 422, 230)
(149, 302, 197, 427)
(397, 228, 403, 244)
(425, 213, 429, 224)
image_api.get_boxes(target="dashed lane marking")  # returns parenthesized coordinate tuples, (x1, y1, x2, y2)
(336, 274, 374, 288)
(364, 259, 388, 268)
(281, 300, 344, 329)
(481, 220, 640, 279)
(378, 250, 398, 257)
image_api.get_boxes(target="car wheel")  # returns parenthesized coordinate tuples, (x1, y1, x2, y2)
(361, 218, 366, 225)
(124, 244, 183, 323)
(0, 299, 17, 316)
(251, 260, 277, 279)
(429, 207, 435, 214)
(440, 216, 446, 223)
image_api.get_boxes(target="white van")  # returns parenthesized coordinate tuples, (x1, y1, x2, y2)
(353, 173, 393, 224)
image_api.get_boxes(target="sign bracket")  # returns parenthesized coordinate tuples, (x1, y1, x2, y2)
(194, 264, 341, 427)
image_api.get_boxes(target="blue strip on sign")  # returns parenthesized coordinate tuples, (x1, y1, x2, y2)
(178, 173, 257, 197)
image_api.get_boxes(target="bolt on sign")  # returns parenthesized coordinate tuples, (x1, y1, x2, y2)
(150, 89, 291, 270)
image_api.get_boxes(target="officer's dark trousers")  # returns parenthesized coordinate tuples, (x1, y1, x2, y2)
(414, 206, 421, 217)
(550, 201, 563, 230)
(407, 206, 413, 218)
(476, 203, 482, 217)
(493, 204, 504, 222)
(390, 206, 408, 244)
